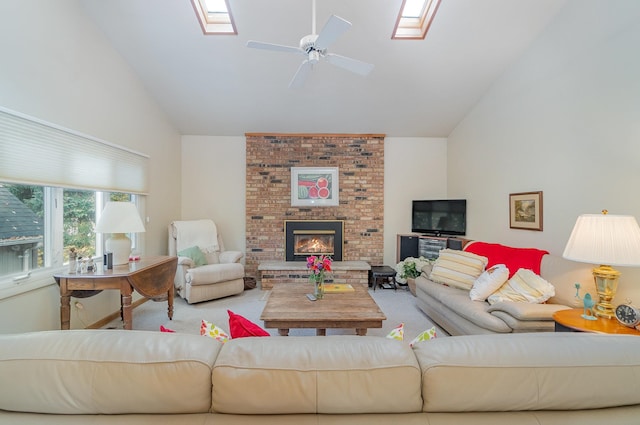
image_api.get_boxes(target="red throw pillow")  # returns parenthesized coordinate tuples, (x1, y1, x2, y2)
(227, 310, 270, 338)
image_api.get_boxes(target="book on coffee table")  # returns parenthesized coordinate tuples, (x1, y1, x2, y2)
(323, 284, 355, 293)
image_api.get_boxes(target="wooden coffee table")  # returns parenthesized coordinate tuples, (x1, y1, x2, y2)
(260, 282, 386, 336)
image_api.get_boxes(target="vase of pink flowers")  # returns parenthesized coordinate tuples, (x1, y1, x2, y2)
(306, 255, 332, 299)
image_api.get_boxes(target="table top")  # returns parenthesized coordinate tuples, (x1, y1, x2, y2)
(370, 265, 396, 275)
(553, 308, 640, 335)
(54, 256, 175, 279)
(260, 282, 386, 328)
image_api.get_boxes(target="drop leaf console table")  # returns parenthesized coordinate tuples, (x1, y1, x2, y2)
(54, 256, 177, 330)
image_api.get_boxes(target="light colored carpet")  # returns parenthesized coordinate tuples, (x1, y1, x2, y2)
(105, 285, 447, 340)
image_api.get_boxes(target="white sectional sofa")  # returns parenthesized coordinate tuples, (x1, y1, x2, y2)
(1, 329, 639, 424)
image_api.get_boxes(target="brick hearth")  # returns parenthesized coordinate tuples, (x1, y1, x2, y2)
(258, 261, 371, 290)
(245, 133, 385, 284)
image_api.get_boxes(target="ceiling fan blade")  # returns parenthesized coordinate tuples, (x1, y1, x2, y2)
(315, 15, 352, 50)
(246, 40, 303, 55)
(325, 53, 374, 76)
(288, 60, 313, 89)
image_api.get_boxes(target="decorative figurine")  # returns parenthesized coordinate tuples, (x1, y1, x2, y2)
(574, 283, 597, 321)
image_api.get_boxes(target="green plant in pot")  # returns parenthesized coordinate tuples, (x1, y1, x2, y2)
(395, 256, 432, 296)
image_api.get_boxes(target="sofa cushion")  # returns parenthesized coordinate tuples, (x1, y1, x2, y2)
(469, 264, 509, 301)
(178, 245, 208, 267)
(0, 330, 220, 415)
(414, 333, 640, 412)
(211, 336, 423, 415)
(464, 241, 548, 277)
(419, 278, 512, 333)
(186, 263, 244, 286)
(429, 249, 488, 290)
(488, 301, 570, 321)
(487, 268, 555, 305)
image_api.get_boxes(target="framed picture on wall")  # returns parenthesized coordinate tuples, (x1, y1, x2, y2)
(291, 167, 339, 207)
(509, 191, 543, 231)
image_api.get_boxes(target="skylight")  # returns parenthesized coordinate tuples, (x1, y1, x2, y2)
(191, 0, 237, 35)
(392, 0, 441, 39)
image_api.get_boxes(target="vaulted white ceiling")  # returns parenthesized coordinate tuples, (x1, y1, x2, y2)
(80, 0, 567, 137)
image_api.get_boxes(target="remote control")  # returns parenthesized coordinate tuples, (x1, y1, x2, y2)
(306, 293, 317, 301)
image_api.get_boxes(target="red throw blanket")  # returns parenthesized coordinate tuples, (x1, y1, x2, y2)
(464, 242, 549, 277)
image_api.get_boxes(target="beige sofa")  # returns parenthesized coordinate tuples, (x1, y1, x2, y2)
(1, 330, 639, 424)
(415, 241, 596, 335)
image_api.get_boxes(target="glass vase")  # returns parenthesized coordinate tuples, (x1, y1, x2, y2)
(314, 276, 325, 299)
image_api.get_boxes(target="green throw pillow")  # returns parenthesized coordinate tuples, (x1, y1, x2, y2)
(178, 246, 207, 267)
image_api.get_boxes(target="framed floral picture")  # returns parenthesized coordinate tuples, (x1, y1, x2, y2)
(509, 191, 543, 231)
(291, 167, 339, 207)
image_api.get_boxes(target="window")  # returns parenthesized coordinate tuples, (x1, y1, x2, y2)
(191, 0, 237, 35)
(0, 106, 148, 299)
(0, 182, 141, 297)
(392, 0, 441, 40)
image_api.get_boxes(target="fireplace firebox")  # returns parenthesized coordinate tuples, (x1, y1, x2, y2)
(285, 220, 344, 261)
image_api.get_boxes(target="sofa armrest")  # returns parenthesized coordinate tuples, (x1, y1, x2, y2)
(177, 256, 195, 267)
(488, 301, 571, 321)
(219, 250, 243, 264)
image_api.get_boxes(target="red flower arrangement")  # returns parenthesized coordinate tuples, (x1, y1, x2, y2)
(306, 255, 332, 282)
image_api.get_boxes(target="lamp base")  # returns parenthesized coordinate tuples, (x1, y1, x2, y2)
(105, 233, 132, 266)
(592, 265, 620, 319)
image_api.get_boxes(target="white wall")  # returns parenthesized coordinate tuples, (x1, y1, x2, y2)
(447, 0, 640, 303)
(384, 138, 448, 265)
(181, 136, 247, 254)
(0, 0, 181, 333)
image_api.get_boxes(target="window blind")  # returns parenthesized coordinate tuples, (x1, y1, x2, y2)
(0, 107, 149, 194)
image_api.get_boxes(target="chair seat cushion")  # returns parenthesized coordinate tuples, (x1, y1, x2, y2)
(186, 263, 244, 286)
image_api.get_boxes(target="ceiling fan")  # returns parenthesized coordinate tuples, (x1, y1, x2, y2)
(246, 0, 374, 89)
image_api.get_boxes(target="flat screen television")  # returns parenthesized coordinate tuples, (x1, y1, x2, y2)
(412, 199, 466, 236)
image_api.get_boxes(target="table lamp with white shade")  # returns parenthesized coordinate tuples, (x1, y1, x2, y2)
(563, 210, 640, 319)
(95, 202, 146, 266)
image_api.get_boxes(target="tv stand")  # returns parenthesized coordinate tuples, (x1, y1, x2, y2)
(396, 234, 466, 262)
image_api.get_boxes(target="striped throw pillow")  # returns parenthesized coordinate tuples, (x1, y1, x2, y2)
(429, 249, 488, 290)
(487, 268, 555, 305)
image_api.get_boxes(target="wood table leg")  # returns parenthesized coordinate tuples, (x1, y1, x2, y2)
(60, 279, 71, 330)
(121, 284, 133, 330)
(167, 287, 174, 320)
(356, 328, 367, 336)
(278, 328, 289, 336)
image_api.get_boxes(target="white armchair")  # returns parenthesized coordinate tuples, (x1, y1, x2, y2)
(168, 219, 244, 304)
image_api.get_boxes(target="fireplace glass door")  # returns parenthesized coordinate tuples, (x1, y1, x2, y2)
(293, 230, 335, 257)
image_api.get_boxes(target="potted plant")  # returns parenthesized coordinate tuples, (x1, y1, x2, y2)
(395, 256, 431, 296)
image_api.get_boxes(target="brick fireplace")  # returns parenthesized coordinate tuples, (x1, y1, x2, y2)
(245, 133, 385, 283)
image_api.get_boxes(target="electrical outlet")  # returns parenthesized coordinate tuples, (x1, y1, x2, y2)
(75, 301, 84, 310)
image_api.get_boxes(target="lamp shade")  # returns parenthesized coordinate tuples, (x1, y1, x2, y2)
(95, 202, 146, 234)
(563, 214, 640, 266)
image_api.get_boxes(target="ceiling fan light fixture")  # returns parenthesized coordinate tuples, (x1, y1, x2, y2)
(308, 50, 320, 64)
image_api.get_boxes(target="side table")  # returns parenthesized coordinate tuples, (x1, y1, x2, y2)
(369, 265, 397, 291)
(553, 308, 640, 335)
(54, 256, 177, 330)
